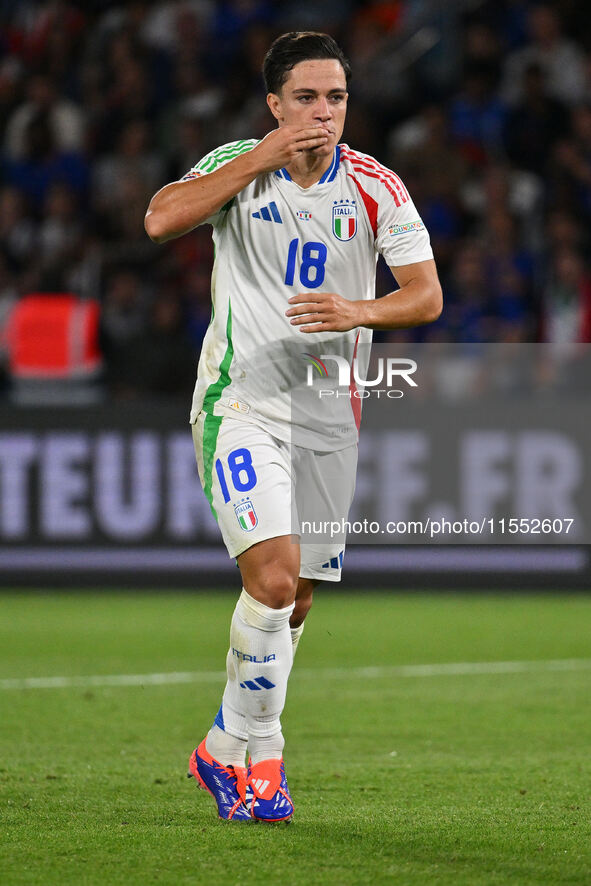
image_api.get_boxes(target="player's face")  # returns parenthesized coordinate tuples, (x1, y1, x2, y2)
(268, 59, 348, 156)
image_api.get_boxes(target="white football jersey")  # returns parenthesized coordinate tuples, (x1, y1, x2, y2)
(182, 140, 433, 450)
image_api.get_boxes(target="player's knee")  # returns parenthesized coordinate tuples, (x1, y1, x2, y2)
(245, 569, 298, 609)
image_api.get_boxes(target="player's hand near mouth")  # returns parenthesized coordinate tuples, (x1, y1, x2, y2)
(250, 125, 330, 170)
(145, 125, 330, 243)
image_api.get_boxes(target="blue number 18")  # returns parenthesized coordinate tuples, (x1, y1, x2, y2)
(284, 238, 327, 289)
(215, 447, 257, 503)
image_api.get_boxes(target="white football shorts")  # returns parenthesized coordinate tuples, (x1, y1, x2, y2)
(192, 412, 357, 581)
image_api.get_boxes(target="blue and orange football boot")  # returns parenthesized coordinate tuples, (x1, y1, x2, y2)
(247, 758, 294, 823)
(187, 739, 252, 822)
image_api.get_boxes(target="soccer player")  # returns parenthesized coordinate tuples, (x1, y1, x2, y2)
(145, 32, 442, 823)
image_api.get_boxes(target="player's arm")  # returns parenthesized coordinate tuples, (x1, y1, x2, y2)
(144, 127, 329, 244)
(357, 258, 443, 330)
(286, 259, 442, 333)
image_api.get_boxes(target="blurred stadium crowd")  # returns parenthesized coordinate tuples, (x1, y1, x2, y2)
(1, 0, 591, 401)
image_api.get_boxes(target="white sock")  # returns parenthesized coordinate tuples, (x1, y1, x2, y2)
(232, 588, 294, 765)
(205, 723, 247, 769)
(205, 645, 248, 768)
(290, 622, 305, 658)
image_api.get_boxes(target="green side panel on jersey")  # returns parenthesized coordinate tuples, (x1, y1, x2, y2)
(210, 244, 216, 321)
(197, 139, 258, 174)
(202, 414, 222, 519)
(201, 300, 234, 518)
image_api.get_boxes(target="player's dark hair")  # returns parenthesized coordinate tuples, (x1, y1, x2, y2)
(263, 32, 351, 95)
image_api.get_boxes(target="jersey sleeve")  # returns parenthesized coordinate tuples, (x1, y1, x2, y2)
(179, 139, 259, 227)
(375, 176, 433, 268)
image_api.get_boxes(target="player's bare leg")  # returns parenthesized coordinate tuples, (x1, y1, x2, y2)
(237, 535, 300, 608)
(290, 577, 318, 654)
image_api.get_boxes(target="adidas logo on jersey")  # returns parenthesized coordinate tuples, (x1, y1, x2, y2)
(252, 201, 282, 223)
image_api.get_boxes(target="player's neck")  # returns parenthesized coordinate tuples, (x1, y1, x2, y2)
(285, 150, 334, 189)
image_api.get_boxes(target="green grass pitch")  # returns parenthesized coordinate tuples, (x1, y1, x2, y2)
(1, 591, 590, 885)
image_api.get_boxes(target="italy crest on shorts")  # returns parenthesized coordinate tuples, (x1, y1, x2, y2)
(234, 497, 258, 531)
(332, 199, 357, 241)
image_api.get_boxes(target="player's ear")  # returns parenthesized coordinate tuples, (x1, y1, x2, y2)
(267, 93, 283, 123)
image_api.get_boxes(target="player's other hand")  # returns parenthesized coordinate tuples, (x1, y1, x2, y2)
(251, 126, 329, 173)
(286, 292, 363, 333)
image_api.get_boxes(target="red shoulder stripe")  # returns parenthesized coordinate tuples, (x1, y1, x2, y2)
(346, 155, 408, 203)
(341, 146, 405, 185)
(347, 173, 378, 239)
(350, 165, 403, 207)
(340, 147, 409, 204)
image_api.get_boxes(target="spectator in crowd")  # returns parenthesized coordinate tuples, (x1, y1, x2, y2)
(132, 289, 198, 398)
(542, 246, 591, 344)
(38, 182, 82, 284)
(92, 118, 164, 215)
(99, 266, 148, 399)
(389, 105, 467, 276)
(545, 208, 587, 255)
(504, 62, 569, 176)
(501, 5, 586, 107)
(554, 104, 591, 224)
(441, 241, 498, 342)
(481, 208, 536, 340)
(3, 74, 85, 160)
(449, 60, 507, 163)
(3, 108, 89, 206)
(0, 185, 36, 272)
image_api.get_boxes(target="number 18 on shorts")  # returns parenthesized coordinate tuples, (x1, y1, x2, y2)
(192, 412, 357, 582)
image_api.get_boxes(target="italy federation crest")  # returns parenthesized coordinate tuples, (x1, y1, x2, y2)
(332, 199, 357, 241)
(234, 497, 258, 531)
